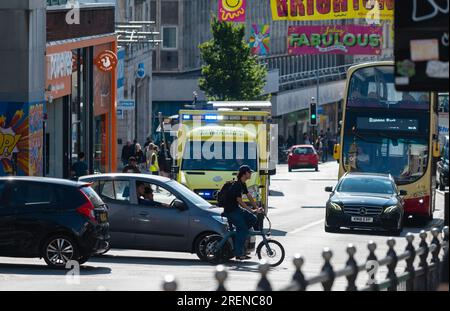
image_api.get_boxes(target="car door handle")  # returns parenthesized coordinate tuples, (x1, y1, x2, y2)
(139, 212, 149, 217)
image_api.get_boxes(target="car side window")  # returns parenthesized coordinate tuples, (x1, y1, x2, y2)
(9, 182, 57, 207)
(97, 180, 130, 203)
(136, 181, 176, 208)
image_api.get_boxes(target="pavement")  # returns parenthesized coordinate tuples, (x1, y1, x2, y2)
(0, 161, 447, 291)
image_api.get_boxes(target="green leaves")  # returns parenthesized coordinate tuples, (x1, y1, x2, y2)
(199, 16, 268, 101)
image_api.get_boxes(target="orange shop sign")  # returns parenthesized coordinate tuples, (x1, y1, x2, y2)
(95, 50, 118, 72)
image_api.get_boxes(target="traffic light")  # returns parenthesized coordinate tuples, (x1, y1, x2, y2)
(310, 98, 318, 126)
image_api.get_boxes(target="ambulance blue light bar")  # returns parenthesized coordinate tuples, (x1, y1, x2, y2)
(182, 114, 192, 120)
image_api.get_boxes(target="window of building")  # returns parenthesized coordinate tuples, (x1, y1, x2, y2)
(161, 1, 179, 25)
(162, 26, 177, 50)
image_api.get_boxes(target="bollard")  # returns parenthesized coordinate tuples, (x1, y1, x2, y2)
(162, 275, 177, 291)
(345, 244, 358, 291)
(215, 265, 228, 291)
(366, 241, 379, 291)
(256, 260, 272, 291)
(292, 254, 307, 291)
(418, 230, 429, 290)
(321, 248, 335, 291)
(405, 233, 416, 291)
(386, 238, 398, 291)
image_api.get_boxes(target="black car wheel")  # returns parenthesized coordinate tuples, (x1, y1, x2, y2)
(195, 233, 220, 261)
(288, 167, 292, 172)
(315, 166, 319, 171)
(43, 234, 79, 269)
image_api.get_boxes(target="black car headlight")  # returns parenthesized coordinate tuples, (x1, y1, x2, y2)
(328, 202, 343, 212)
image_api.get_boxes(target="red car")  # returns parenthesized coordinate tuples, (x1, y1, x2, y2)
(288, 145, 319, 172)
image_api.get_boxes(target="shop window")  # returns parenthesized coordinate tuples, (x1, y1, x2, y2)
(162, 26, 177, 50)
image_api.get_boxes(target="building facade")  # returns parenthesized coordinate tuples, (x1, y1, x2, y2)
(150, 0, 393, 146)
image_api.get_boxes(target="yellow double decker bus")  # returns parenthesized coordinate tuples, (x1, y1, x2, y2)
(334, 61, 441, 221)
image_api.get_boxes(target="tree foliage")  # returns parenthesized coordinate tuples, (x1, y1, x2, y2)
(199, 17, 268, 101)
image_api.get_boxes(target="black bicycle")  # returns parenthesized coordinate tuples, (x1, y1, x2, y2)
(202, 213, 285, 267)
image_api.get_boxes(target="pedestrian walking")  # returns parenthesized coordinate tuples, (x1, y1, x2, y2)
(70, 152, 88, 180)
(147, 144, 160, 175)
(158, 143, 170, 178)
(135, 143, 146, 172)
(121, 141, 134, 167)
(122, 156, 141, 173)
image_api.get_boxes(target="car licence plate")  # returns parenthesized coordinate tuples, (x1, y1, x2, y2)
(351, 216, 373, 223)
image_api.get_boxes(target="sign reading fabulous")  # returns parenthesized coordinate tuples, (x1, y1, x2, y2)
(288, 25, 382, 55)
(271, 0, 394, 21)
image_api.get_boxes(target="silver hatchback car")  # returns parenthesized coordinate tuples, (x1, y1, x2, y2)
(79, 174, 256, 260)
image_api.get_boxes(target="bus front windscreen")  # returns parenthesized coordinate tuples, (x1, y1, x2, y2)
(343, 65, 431, 185)
(181, 141, 258, 172)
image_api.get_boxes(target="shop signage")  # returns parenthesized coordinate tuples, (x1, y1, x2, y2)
(270, 0, 394, 21)
(46, 51, 73, 100)
(288, 25, 382, 55)
(95, 50, 118, 72)
(394, 0, 449, 91)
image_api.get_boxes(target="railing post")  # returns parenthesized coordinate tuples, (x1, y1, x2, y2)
(256, 260, 272, 291)
(321, 248, 335, 291)
(430, 228, 441, 264)
(292, 254, 307, 291)
(430, 228, 442, 290)
(405, 233, 416, 291)
(215, 265, 228, 291)
(366, 241, 379, 291)
(345, 244, 358, 291)
(443, 226, 449, 253)
(162, 275, 177, 291)
(386, 238, 398, 291)
(418, 230, 429, 290)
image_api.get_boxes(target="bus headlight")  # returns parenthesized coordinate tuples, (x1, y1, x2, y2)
(384, 205, 399, 214)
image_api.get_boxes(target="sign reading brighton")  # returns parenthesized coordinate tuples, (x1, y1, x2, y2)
(218, 0, 246, 22)
(288, 25, 382, 55)
(95, 50, 118, 72)
(270, 0, 394, 21)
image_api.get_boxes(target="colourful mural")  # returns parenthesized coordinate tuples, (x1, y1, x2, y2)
(249, 24, 270, 56)
(0, 102, 44, 176)
(218, 0, 246, 22)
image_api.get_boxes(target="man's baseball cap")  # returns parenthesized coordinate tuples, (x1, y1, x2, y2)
(239, 165, 254, 174)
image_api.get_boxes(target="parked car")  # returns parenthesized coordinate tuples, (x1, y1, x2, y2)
(324, 173, 406, 235)
(288, 145, 319, 172)
(437, 135, 449, 191)
(0, 177, 109, 268)
(79, 173, 256, 260)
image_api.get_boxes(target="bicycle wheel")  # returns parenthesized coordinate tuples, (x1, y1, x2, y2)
(203, 235, 233, 264)
(256, 240, 285, 267)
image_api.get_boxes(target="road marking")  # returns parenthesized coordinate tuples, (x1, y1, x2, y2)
(289, 219, 325, 234)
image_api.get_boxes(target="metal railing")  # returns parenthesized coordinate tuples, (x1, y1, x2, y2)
(162, 227, 449, 291)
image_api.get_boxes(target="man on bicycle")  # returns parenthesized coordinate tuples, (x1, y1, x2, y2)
(223, 165, 264, 261)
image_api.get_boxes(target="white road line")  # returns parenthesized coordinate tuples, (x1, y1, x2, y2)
(289, 219, 325, 234)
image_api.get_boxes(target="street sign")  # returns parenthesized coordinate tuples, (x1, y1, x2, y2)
(118, 100, 135, 110)
(117, 109, 124, 119)
(394, 0, 449, 92)
(136, 63, 145, 79)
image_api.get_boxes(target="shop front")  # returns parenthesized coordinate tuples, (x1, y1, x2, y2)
(45, 35, 118, 178)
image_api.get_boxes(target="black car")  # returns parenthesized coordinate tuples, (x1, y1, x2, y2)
(324, 173, 406, 235)
(437, 135, 449, 191)
(0, 177, 109, 268)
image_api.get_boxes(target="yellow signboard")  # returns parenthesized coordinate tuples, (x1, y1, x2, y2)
(270, 0, 394, 21)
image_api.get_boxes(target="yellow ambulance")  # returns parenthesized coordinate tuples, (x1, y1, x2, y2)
(173, 102, 276, 214)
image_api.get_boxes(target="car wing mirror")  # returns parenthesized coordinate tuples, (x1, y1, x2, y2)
(325, 186, 333, 192)
(399, 190, 407, 196)
(174, 199, 188, 211)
